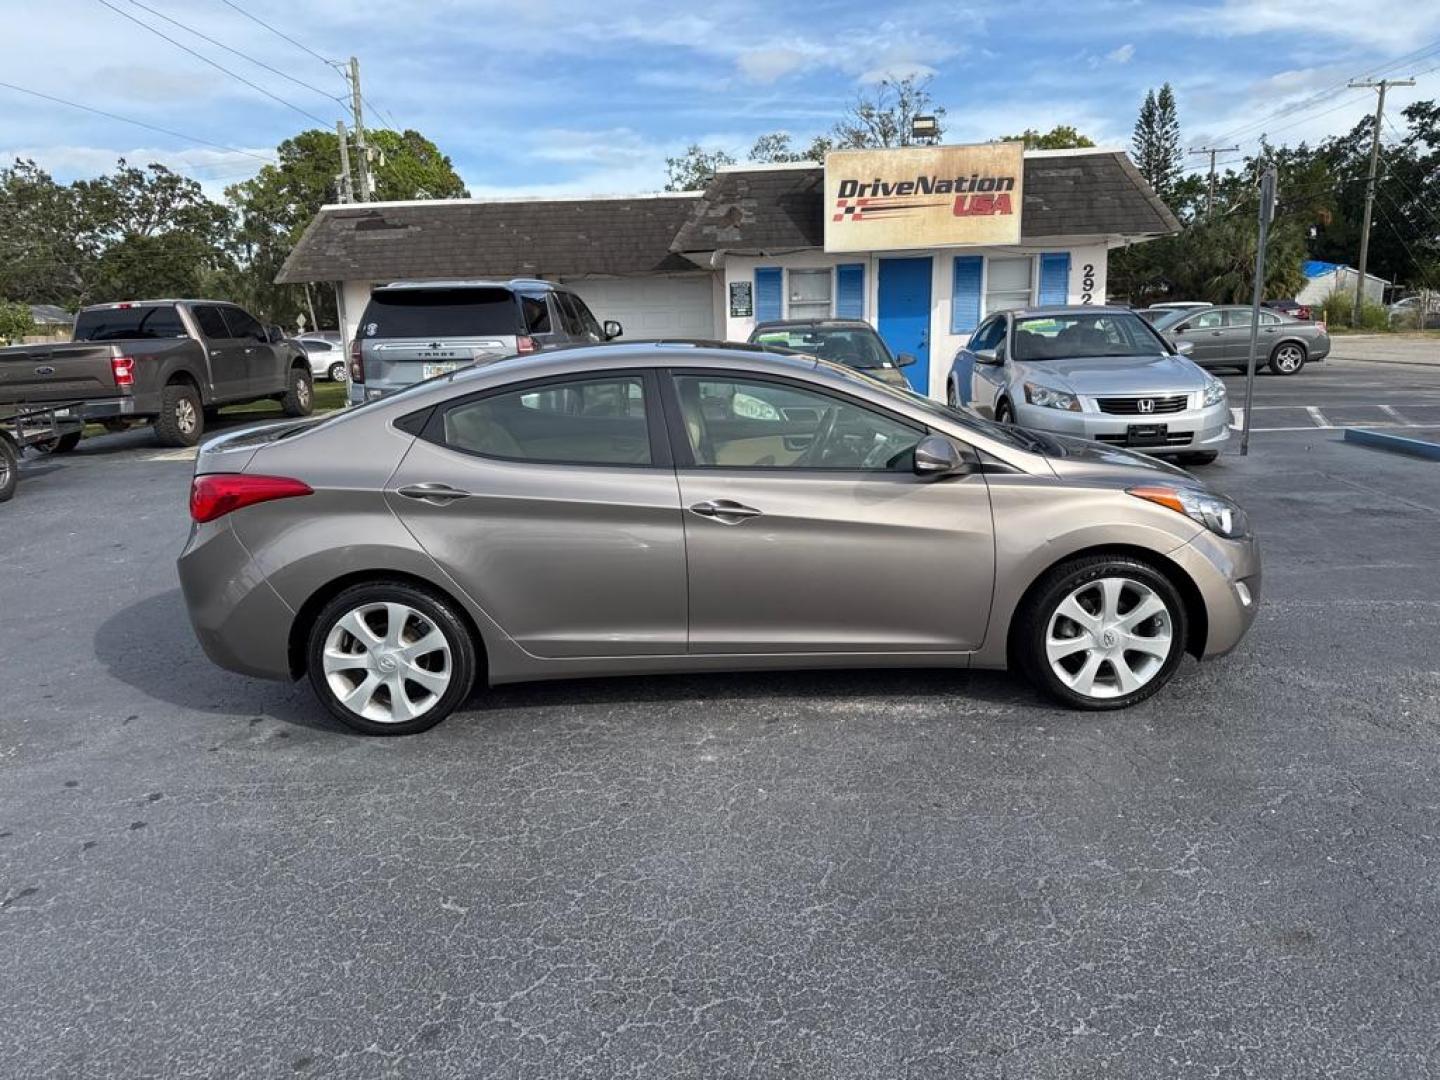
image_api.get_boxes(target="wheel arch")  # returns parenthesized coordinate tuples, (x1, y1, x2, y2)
(1003, 543, 1209, 665)
(1270, 337, 1309, 358)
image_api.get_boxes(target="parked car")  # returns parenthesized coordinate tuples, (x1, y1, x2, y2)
(1388, 295, 1440, 329)
(946, 307, 1229, 464)
(349, 279, 620, 404)
(1262, 298, 1311, 320)
(178, 341, 1261, 734)
(295, 334, 348, 382)
(747, 319, 915, 387)
(1137, 303, 1212, 324)
(0, 300, 314, 448)
(1151, 305, 1330, 375)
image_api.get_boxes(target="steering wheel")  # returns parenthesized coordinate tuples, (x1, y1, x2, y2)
(796, 406, 840, 467)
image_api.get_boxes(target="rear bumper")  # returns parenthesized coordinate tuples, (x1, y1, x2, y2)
(177, 521, 296, 681)
(1012, 399, 1231, 456)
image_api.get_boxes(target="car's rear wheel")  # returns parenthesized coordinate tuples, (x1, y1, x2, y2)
(0, 436, 17, 503)
(947, 382, 961, 408)
(100, 418, 131, 434)
(1269, 342, 1306, 375)
(995, 399, 1015, 424)
(155, 383, 202, 447)
(1016, 556, 1188, 710)
(327, 361, 346, 383)
(282, 366, 314, 417)
(33, 431, 82, 454)
(306, 582, 477, 736)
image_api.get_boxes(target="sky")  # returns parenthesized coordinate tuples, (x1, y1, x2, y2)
(3, 0, 1440, 201)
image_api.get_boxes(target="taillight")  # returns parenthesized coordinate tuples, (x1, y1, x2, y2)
(190, 474, 312, 523)
(348, 339, 364, 383)
(516, 335, 538, 354)
(111, 356, 135, 386)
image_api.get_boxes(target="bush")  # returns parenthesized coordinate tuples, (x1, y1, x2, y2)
(0, 300, 34, 344)
(1316, 291, 1389, 330)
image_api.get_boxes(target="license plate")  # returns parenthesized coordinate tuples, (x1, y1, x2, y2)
(422, 362, 459, 379)
(1126, 423, 1168, 446)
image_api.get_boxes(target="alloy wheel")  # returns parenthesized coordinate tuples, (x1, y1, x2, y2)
(297, 376, 312, 408)
(322, 602, 453, 723)
(1045, 577, 1174, 699)
(176, 398, 197, 435)
(1275, 345, 1303, 373)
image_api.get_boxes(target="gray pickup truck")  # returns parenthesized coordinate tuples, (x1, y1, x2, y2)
(0, 300, 314, 448)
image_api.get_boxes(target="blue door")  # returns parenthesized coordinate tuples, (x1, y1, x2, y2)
(877, 257, 933, 394)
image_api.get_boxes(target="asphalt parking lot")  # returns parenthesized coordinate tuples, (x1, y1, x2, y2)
(3, 353, 1440, 1078)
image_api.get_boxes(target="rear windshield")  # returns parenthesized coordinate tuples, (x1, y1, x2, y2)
(361, 288, 519, 339)
(73, 305, 188, 342)
(751, 326, 893, 369)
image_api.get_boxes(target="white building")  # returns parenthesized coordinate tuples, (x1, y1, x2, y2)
(278, 146, 1179, 399)
(1296, 260, 1389, 308)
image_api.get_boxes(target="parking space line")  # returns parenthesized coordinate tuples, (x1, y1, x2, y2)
(1380, 404, 1405, 421)
(1305, 406, 1332, 428)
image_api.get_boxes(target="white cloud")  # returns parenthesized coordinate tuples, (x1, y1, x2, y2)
(737, 48, 813, 83)
(1177, 0, 1440, 50)
(0, 145, 269, 198)
(859, 62, 939, 85)
(1107, 43, 1135, 64)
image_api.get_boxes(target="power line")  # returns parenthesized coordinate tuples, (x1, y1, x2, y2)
(93, 0, 334, 128)
(123, 0, 343, 103)
(219, 0, 340, 73)
(0, 79, 276, 164)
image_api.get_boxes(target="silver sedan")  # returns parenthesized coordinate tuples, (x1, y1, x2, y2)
(179, 342, 1260, 734)
(946, 306, 1230, 464)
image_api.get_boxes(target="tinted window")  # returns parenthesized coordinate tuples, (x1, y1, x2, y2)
(673, 375, 921, 470)
(442, 375, 650, 465)
(570, 295, 604, 339)
(191, 305, 231, 340)
(969, 317, 1007, 352)
(1011, 312, 1162, 360)
(1184, 310, 1224, 330)
(73, 305, 187, 342)
(750, 325, 893, 369)
(362, 288, 520, 339)
(553, 293, 587, 337)
(300, 339, 332, 352)
(1226, 308, 1254, 328)
(519, 293, 552, 335)
(222, 307, 268, 343)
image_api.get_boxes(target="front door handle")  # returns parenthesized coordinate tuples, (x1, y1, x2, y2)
(397, 483, 471, 506)
(689, 499, 762, 524)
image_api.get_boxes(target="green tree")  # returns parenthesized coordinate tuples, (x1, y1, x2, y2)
(995, 126, 1096, 150)
(664, 144, 736, 191)
(1132, 83, 1183, 201)
(747, 131, 833, 163)
(833, 75, 946, 148)
(0, 300, 34, 343)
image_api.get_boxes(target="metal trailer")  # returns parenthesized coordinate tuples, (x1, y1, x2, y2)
(0, 399, 86, 503)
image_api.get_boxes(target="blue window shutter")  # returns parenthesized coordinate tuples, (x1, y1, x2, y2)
(754, 267, 782, 322)
(951, 256, 982, 334)
(1038, 252, 1071, 305)
(835, 263, 865, 318)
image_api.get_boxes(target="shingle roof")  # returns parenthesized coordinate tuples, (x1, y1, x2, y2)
(276, 195, 701, 284)
(669, 151, 1181, 254)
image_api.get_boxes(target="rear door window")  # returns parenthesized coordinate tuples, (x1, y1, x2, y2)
(222, 307, 268, 343)
(73, 305, 187, 341)
(362, 288, 520, 339)
(191, 305, 232, 340)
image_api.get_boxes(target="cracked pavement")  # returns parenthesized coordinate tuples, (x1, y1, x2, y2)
(3, 359, 1440, 1078)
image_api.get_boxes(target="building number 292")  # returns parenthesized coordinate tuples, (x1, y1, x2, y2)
(1080, 264, 1096, 305)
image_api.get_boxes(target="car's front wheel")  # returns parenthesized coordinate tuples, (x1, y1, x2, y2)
(306, 582, 478, 735)
(1016, 556, 1188, 710)
(995, 399, 1015, 424)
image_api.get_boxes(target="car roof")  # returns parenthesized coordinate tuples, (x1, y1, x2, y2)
(1006, 304, 1137, 318)
(373, 278, 565, 293)
(751, 319, 878, 331)
(78, 299, 245, 311)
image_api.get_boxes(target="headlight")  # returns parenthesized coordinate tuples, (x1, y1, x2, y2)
(1023, 382, 1081, 411)
(1128, 484, 1250, 539)
(1202, 380, 1227, 407)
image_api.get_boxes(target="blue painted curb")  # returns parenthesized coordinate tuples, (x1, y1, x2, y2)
(1343, 428, 1440, 461)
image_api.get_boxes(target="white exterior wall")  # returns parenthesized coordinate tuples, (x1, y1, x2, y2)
(1296, 268, 1386, 307)
(723, 242, 1111, 398)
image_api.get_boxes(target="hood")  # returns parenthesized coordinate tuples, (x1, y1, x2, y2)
(1039, 433, 1196, 483)
(1019, 353, 1207, 396)
(869, 366, 911, 387)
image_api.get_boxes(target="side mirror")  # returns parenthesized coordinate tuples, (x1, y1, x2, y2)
(913, 435, 971, 478)
(974, 347, 1000, 365)
(896, 352, 917, 367)
(602, 320, 623, 341)
(1174, 339, 1195, 356)
(266, 324, 284, 344)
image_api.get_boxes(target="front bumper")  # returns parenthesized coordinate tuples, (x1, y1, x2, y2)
(1012, 397, 1231, 456)
(1169, 527, 1262, 658)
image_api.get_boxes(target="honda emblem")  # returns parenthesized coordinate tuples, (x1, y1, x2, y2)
(1137, 398, 1155, 414)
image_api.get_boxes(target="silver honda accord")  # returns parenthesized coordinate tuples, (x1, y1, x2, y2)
(178, 342, 1260, 735)
(946, 306, 1231, 464)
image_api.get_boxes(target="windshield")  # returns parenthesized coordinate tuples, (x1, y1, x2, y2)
(751, 325, 893, 369)
(362, 288, 519, 339)
(1012, 312, 1167, 361)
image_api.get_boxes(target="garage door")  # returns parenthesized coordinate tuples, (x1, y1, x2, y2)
(567, 276, 716, 340)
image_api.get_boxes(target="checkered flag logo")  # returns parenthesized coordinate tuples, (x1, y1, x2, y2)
(833, 198, 868, 222)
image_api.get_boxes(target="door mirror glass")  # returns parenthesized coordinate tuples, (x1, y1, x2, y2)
(913, 435, 967, 477)
(1174, 339, 1195, 356)
(267, 324, 285, 344)
(974, 347, 1000, 365)
(896, 351, 917, 367)
(602, 319, 623, 340)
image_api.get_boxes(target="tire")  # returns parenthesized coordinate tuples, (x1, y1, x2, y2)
(946, 382, 960, 409)
(1268, 342, 1306, 376)
(282, 366, 315, 417)
(100, 418, 131, 434)
(995, 399, 1015, 424)
(34, 431, 82, 454)
(305, 581, 478, 736)
(0, 436, 17, 503)
(154, 382, 203, 447)
(327, 361, 347, 383)
(1179, 450, 1219, 466)
(1015, 555, 1189, 711)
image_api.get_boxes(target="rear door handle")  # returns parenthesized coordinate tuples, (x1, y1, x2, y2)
(397, 483, 471, 506)
(689, 499, 762, 524)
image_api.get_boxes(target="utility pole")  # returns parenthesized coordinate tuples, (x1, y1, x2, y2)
(1350, 78, 1414, 325)
(1240, 167, 1277, 457)
(1190, 146, 1238, 221)
(335, 120, 355, 204)
(346, 56, 372, 202)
